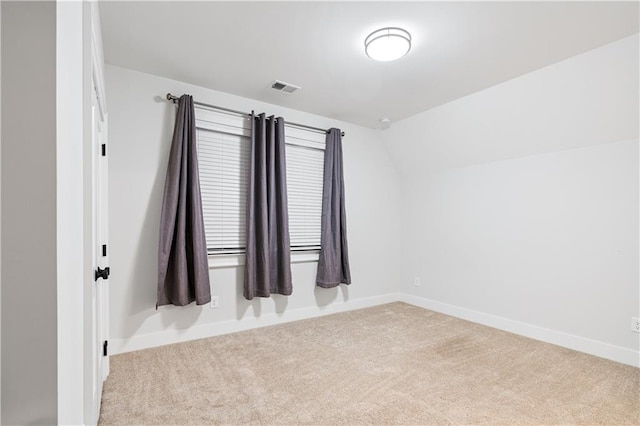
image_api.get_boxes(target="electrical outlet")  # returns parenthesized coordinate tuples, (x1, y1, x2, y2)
(210, 296, 219, 309)
(413, 277, 421, 287)
(632, 317, 640, 333)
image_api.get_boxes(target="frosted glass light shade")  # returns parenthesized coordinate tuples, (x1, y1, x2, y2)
(365, 27, 412, 62)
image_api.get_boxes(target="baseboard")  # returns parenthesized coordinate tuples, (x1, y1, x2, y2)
(110, 293, 397, 355)
(111, 292, 639, 368)
(395, 293, 640, 368)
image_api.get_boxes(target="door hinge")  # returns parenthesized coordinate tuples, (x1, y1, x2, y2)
(95, 266, 110, 281)
(101, 144, 106, 156)
(102, 244, 107, 257)
(103, 340, 108, 357)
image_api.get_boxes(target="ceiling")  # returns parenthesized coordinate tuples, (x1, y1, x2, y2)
(100, 1, 639, 129)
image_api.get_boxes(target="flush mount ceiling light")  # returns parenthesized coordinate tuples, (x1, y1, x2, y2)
(364, 27, 412, 62)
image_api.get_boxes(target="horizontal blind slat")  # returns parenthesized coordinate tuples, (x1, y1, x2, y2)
(197, 127, 250, 250)
(286, 143, 323, 247)
(197, 118, 325, 253)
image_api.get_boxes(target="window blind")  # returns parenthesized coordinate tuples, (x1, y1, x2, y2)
(286, 143, 324, 249)
(195, 107, 326, 255)
(197, 129, 250, 253)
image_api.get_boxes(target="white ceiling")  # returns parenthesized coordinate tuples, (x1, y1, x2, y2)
(100, 1, 639, 129)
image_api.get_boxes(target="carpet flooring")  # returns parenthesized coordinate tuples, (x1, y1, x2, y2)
(99, 302, 640, 425)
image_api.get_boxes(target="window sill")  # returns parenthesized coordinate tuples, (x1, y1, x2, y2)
(208, 251, 320, 269)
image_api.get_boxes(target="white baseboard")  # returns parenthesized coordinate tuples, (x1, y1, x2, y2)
(396, 293, 640, 368)
(110, 293, 397, 355)
(111, 292, 639, 368)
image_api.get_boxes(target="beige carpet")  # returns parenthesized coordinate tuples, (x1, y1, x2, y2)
(99, 302, 640, 425)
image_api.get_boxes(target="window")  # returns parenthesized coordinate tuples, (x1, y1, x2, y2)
(197, 129, 249, 253)
(284, 128, 325, 250)
(195, 106, 325, 255)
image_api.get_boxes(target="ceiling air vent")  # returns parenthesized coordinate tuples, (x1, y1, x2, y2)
(271, 80, 300, 94)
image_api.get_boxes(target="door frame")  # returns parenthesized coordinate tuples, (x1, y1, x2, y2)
(55, 1, 109, 424)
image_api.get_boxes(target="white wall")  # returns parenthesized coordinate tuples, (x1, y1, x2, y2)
(1, 2, 58, 423)
(384, 34, 639, 365)
(106, 65, 403, 354)
(385, 34, 639, 174)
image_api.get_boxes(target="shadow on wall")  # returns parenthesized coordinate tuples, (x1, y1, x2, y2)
(315, 284, 349, 307)
(235, 271, 291, 319)
(234, 271, 351, 319)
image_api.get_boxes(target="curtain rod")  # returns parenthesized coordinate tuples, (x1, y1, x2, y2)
(166, 93, 345, 137)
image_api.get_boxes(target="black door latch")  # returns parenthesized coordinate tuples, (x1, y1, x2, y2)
(95, 266, 110, 281)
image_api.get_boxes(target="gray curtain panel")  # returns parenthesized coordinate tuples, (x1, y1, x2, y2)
(244, 113, 293, 300)
(157, 94, 211, 307)
(316, 128, 352, 288)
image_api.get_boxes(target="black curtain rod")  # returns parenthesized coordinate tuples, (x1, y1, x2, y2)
(166, 93, 345, 137)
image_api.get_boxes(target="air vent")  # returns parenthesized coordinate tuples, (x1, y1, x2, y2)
(271, 80, 300, 94)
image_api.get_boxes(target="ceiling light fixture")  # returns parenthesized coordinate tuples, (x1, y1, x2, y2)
(364, 27, 412, 62)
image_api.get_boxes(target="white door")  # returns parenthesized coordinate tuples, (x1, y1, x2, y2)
(86, 79, 110, 424)
(82, 2, 110, 424)
(96, 88, 110, 384)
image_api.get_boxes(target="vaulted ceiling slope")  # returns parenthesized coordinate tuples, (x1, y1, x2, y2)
(100, 1, 639, 129)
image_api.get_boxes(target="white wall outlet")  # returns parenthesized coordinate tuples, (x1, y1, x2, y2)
(210, 296, 219, 309)
(413, 277, 421, 287)
(632, 317, 640, 333)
